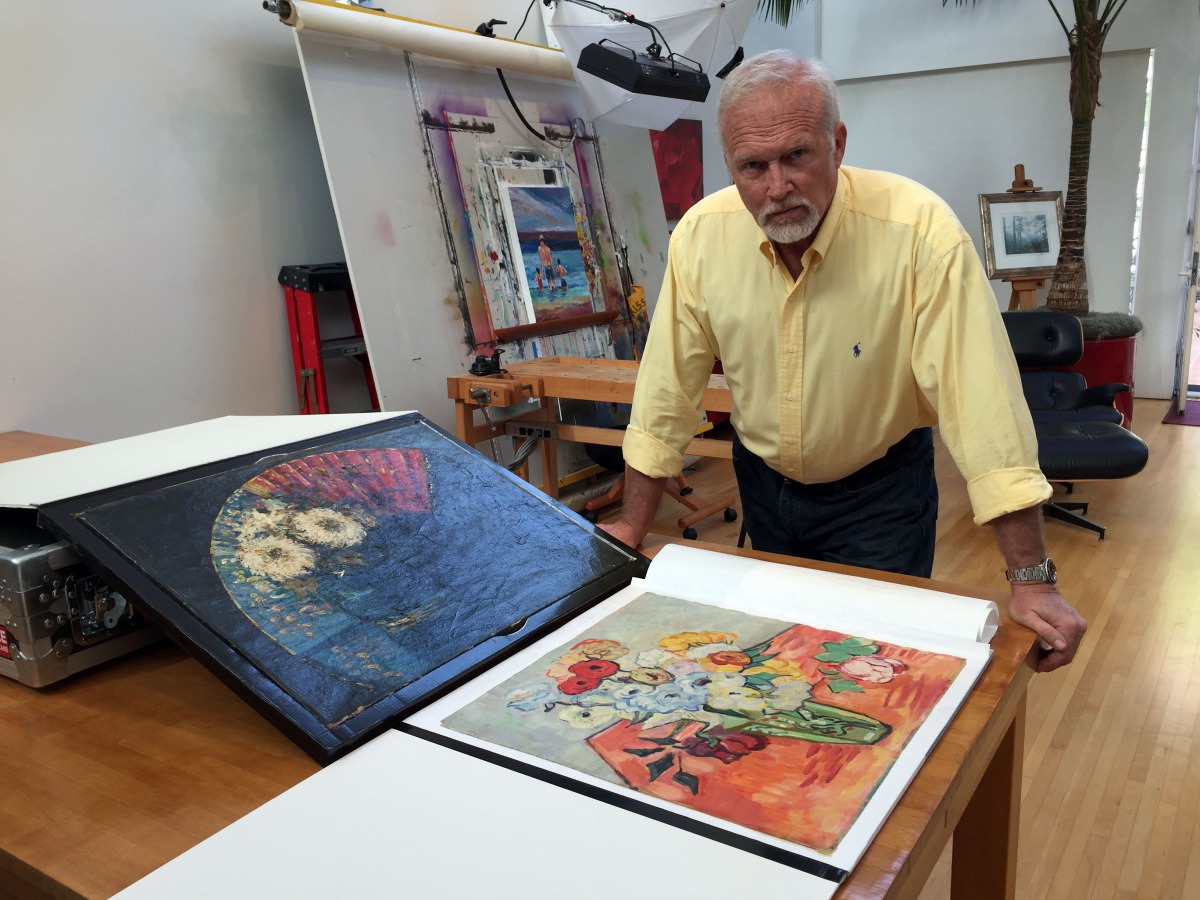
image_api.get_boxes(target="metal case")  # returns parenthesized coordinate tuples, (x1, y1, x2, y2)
(0, 511, 160, 687)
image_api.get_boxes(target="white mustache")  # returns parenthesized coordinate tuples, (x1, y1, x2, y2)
(761, 194, 814, 218)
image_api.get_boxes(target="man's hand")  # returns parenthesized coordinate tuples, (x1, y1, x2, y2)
(598, 520, 644, 549)
(989, 505, 1086, 672)
(1006, 582, 1087, 673)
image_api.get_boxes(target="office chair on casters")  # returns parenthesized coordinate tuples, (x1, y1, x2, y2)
(580, 439, 738, 540)
(1001, 310, 1149, 539)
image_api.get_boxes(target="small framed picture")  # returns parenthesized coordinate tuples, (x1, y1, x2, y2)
(978, 191, 1064, 279)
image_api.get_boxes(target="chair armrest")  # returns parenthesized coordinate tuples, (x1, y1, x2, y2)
(1079, 383, 1130, 407)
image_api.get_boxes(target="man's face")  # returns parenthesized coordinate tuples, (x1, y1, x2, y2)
(721, 82, 847, 246)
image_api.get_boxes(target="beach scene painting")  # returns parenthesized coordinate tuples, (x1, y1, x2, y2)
(499, 183, 595, 324)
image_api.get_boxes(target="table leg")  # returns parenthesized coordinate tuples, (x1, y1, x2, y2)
(951, 695, 1024, 900)
(541, 436, 559, 499)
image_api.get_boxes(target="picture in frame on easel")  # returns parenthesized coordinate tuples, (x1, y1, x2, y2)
(978, 190, 1064, 279)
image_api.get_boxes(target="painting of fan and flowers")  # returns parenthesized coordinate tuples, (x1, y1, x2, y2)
(41, 414, 644, 762)
(442, 592, 965, 853)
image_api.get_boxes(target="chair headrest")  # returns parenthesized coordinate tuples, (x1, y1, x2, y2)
(1001, 310, 1084, 367)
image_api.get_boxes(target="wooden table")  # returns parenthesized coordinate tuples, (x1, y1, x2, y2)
(0, 432, 1035, 900)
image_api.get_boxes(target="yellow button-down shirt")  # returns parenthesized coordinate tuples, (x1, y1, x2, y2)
(624, 166, 1051, 525)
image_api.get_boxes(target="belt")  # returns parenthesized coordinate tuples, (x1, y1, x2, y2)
(781, 428, 933, 493)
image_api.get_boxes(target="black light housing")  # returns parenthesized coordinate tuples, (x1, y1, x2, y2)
(576, 41, 710, 103)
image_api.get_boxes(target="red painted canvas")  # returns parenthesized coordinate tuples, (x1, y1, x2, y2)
(649, 118, 704, 227)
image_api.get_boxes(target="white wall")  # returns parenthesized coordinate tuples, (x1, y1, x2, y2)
(837, 51, 1148, 323)
(1, 2, 344, 441)
(821, 0, 1199, 400)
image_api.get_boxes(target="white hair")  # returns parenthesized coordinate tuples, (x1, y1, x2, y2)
(717, 50, 840, 146)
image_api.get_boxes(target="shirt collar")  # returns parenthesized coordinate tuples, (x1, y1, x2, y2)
(756, 167, 850, 270)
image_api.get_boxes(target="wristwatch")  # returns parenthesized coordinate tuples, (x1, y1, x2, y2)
(1004, 557, 1057, 585)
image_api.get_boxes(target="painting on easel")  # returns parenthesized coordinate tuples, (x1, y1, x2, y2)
(40, 415, 645, 762)
(442, 592, 965, 854)
(498, 183, 596, 325)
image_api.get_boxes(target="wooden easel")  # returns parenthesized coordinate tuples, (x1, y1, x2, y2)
(1003, 165, 1046, 310)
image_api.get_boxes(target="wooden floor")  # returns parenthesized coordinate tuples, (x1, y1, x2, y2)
(597, 398, 1200, 900)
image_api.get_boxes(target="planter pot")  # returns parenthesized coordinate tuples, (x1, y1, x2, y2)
(1056, 335, 1138, 426)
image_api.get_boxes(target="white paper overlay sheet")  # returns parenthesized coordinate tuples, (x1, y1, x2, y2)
(409, 544, 997, 880)
(0, 412, 408, 508)
(114, 728, 830, 899)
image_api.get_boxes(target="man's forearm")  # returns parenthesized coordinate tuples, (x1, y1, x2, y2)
(989, 505, 1048, 569)
(988, 505, 1087, 672)
(597, 464, 667, 548)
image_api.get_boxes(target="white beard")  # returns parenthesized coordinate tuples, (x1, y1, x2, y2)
(757, 196, 821, 245)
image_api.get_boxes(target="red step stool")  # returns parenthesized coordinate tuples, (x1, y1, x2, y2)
(279, 263, 380, 415)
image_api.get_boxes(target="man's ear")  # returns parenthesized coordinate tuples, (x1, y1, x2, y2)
(833, 122, 848, 168)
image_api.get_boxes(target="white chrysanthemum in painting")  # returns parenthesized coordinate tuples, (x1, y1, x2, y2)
(289, 509, 367, 548)
(236, 535, 316, 580)
(235, 508, 293, 540)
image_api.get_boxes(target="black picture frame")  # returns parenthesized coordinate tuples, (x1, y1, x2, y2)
(39, 414, 646, 763)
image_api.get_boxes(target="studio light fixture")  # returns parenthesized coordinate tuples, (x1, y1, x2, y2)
(560, 1, 711, 103)
(543, 0, 753, 129)
(576, 42, 709, 103)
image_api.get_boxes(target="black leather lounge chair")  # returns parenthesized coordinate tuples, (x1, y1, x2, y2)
(1002, 310, 1149, 539)
(1002, 310, 1128, 425)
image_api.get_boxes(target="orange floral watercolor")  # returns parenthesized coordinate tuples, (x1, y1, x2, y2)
(587, 624, 964, 852)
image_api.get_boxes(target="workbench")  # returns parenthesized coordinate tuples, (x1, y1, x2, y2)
(447, 356, 739, 534)
(447, 356, 733, 495)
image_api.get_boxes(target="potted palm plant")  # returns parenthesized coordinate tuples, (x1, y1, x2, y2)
(1003, 0, 1144, 424)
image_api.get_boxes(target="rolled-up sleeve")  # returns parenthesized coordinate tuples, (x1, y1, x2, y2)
(910, 237, 1053, 525)
(623, 227, 719, 479)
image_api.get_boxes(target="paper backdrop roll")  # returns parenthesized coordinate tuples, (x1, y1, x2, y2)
(275, 0, 575, 81)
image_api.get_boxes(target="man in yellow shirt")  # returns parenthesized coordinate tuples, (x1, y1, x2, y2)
(601, 51, 1085, 673)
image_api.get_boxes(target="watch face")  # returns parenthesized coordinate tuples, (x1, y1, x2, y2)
(1044, 558, 1057, 584)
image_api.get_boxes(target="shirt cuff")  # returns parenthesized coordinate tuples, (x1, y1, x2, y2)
(622, 425, 686, 479)
(966, 467, 1054, 525)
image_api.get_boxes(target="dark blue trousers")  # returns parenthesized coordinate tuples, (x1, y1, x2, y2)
(732, 428, 939, 578)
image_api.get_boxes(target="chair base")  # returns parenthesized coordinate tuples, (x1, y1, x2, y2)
(1043, 500, 1106, 540)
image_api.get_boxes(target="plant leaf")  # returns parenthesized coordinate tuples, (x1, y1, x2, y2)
(647, 753, 675, 781)
(814, 651, 853, 663)
(826, 679, 866, 694)
(673, 770, 701, 795)
(756, 0, 809, 27)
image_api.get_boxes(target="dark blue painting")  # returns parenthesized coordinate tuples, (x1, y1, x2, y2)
(47, 416, 643, 761)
